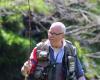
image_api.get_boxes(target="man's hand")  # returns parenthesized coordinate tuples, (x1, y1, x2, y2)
(78, 76, 86, 80)
(21, 60, 32, 77)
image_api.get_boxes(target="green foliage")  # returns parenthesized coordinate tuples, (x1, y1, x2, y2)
(74, 41, 100, 80)
(88, 1, 100, 15)
(89, 6, 100, 15)
(0, 0, 28, 10)
(32, 0, 52, 14)
(93, 58, 100, 75)
(88, 0, 97, 3)
(90, 43, 100, 52)
(0, 0, 53, 15)
(0, 28, 36, 80)
(1, 29, 29, 46)
(83, 56, 99, 79)
(73, 41, 99, 79)
(2, 13, 24, 33)
(0, 16, 3, 24)
(74, 41, 89, 57)
(0, 28, 36, 53)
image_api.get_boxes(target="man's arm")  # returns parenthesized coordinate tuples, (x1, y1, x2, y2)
(78, 76, 86, 80)
(71, 45, 86, 80)
(29, 47, 38, 73)
(21, 47, 38, 75)
(75, 55, 86, 80)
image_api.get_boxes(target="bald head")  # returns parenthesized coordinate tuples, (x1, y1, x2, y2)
(49, 22, 66, 34)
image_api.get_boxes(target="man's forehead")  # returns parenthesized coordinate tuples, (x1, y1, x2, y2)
(50, 25, 62, 30)
(49, 29, 62, 33)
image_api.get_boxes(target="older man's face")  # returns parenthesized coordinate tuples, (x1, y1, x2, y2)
(48, 26, 64, 44)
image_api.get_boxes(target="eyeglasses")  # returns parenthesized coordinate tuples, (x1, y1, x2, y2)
(49, 31, 63, 36)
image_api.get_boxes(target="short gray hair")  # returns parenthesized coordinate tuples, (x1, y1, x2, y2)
(50, 22, 66, 34)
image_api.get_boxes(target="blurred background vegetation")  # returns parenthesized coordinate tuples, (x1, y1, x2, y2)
(0, 0, 100, 80)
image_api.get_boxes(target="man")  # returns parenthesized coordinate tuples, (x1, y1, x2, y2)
(21, 22, 86, 80)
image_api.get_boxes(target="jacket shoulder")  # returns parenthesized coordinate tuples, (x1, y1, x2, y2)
(65, 40, 73, 45)
(65, 40, 76, 56)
